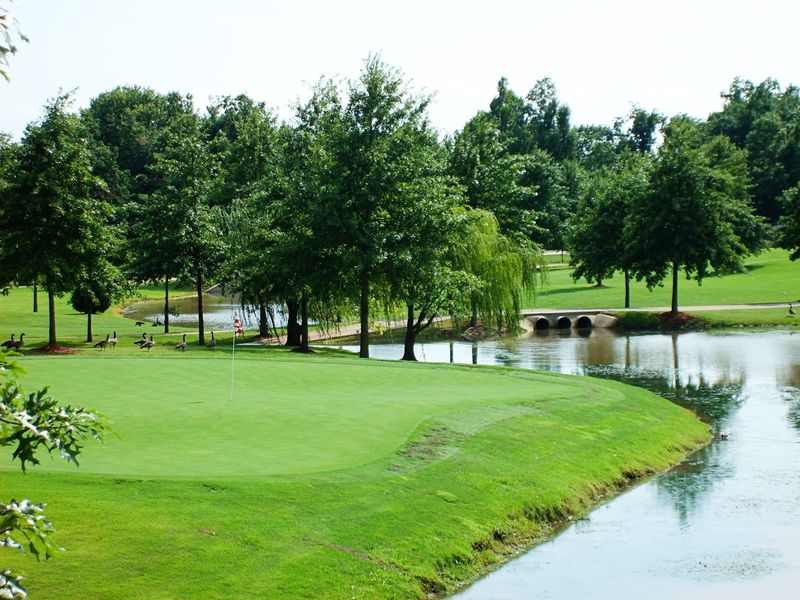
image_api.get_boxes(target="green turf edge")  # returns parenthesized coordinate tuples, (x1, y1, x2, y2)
(2, 355, 710, 599)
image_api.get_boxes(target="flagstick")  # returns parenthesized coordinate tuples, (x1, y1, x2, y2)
(230, 325, 236, 402)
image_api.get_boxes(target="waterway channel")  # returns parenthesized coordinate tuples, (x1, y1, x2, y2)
(339, 329, 800, 598)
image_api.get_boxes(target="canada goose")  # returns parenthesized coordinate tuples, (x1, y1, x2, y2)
(93, 333, 110, 351)
(109, 331, 118, 349)
(790, 303, 796, 316)
(135, 320, 145, 327)
(140, 334, 155, 351)
(152, 317, 163, 327)
(1, 333, 15, 349)
(8, 333, 25, 351)
(134, 332, 148, 346)
(207, 331, 217, 350)
(175, 333, 187, 351)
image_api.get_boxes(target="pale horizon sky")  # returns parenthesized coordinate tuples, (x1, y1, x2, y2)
(1, 0, 798, 140)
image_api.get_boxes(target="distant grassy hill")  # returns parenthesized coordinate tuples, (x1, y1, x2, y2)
(3, 352, 708, 598)
(527, 248, 800, 310)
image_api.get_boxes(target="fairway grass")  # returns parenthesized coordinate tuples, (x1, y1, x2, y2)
(3, 352, 709, 599)
(526, 248, 800, 311)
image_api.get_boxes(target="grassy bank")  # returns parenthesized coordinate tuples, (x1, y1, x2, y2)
(528, 248, 800, 310)
(3, 351, 709, 599)
(0, 285, 194, 349)
(612, 307, 800, 331)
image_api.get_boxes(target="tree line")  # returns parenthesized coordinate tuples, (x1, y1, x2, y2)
(2, 58, 799, 356)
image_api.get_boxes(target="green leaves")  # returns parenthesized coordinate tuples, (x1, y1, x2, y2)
(1, 350, 107, 598)
(0, 2, 27, 82)
(0, 92, 116, 344)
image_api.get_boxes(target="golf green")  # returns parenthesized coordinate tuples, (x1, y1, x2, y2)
(4, 353, 709, 598)
(18, 355, 586, 478)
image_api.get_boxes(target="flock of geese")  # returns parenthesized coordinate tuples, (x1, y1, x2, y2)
(2, 324, 219, 353)
(131, 329, 217, 352)
(1, 332, 25, 350)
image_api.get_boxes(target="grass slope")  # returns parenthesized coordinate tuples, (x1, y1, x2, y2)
(0, 285, 192, 348)
(3, 352, 709, 599)
(528, 248, 800, 311)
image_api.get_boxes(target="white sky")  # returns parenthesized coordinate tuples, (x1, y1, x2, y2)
(1, 0, 798, 140)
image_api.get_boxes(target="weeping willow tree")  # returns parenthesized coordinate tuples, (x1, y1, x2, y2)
(451, 208, 545, 333)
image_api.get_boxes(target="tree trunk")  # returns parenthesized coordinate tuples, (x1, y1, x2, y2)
(86, 302, 93, 343)
(164, 276, 170, 334)
(33, 279, 38, 313)
(299, 293, 310, 352)
(359, 271, 369, 359)
(196, 270, 205, 346)
(470, 300, 478, 328)
(285, 299, 300, 346)
(401, 303, 417, 361)
(671, 261, 679, 314)
(449, 341, 454, 364)
(624, 269, 630, 309)
(47, 284, 56, 346)
(471, 343, 478, 365)
(259, 302, 269, 338)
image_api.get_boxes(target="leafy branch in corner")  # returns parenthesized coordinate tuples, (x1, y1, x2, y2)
(1, 349, 107, 599)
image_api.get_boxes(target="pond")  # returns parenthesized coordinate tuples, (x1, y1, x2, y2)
(123, 294, 291, 331)
(338, 329, 800, 598)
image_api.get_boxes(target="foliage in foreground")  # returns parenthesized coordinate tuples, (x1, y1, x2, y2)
(0, 349, 106, 598)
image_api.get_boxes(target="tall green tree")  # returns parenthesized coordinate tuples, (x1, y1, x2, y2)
(568, 152, 652, 306)
(775, 184, 800, 260)
(0, 94, 111, 346)
(146, 111, 223, 344)
(524, 77, 575, 161)
(205, 95, 283, 208)
(574, 124, 619, 173)
(707, 78, 800, 221)
(82, 87, 193, 210)
(69, 259, 128, 343)
(449, 113, 542, 241)
(615, 107, 664, 154)
(384, 140, 467, 360)
(325, 56, 436, 359)
(207, 96, 286, 340)
(279, 82, 351, 351)
(627, 116, 764, 314)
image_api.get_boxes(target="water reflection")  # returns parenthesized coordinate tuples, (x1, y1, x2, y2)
(337, 329, 800, 598)
(124, 295, 292, 331)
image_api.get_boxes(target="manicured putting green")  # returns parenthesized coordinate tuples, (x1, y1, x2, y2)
(20, 355, 578, 478)
(5, 353, 709, 599)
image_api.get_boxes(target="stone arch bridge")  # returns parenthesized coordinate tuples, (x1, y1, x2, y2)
(521, 309, 618, 331)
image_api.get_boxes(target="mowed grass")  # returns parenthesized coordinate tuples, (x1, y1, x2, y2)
(0, 285, 194, 349)
(528, 248, 800, 310)
(3, 352, 709, 599)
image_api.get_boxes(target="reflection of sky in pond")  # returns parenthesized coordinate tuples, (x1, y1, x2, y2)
(340, 330, 800, 599)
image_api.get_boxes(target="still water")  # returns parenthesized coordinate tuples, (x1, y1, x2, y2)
(340, 330, 800, 598)
(123, 295, 291, 330)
